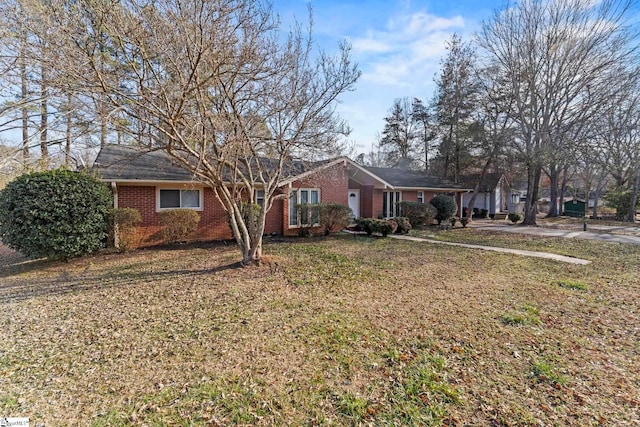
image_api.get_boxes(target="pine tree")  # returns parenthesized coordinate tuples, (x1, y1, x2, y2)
(432, 34, 480, 182)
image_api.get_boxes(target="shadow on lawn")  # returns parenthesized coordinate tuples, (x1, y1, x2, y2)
(0, 260, 242, 303)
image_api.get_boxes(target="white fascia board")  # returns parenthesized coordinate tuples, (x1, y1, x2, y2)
(393, 186, 474, 192)
(344, 159, 395, 189)
(277, 157, 349, 187)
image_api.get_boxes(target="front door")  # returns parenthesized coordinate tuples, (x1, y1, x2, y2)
(348, 189, 360, 218)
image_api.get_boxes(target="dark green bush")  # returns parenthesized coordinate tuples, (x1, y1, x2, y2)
(355, 218, 396, 237)
(111, 208, 142, 251)
(429, 195, 458, 225)
(0, 169, 112, 259)
(460, 217, 469, 228)
(605, 187, 639, 220)
(319, 203, 352, 236)
(355, 218, 374, 235)
(390, 217, 411, 234)
(508, 212, 521, 223)
(398, 201, 437, 227)
(158, 209, 200, 243)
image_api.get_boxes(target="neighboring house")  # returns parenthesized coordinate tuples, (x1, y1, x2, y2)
(93, 145, 471, 246)
(348, 166, 471, 219)
(460, 173, 517, 216)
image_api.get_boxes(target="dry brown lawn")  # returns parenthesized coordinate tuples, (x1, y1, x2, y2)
(1, 232, 639, 426)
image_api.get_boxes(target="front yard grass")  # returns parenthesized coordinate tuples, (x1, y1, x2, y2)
(1, 233, 639, 426)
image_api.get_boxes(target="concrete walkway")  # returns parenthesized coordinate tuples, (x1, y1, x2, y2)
(468, 221, 640, 245)
(389, 234, 591, 265)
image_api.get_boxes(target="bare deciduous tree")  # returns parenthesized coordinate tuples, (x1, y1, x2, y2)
(52, 0, 359, 264)
(477, 0, 638, 225)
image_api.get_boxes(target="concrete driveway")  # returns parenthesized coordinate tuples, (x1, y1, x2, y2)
(468, 221, 640, 245)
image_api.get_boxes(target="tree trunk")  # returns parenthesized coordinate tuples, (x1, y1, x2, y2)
(20, 34, 29, 161)
(627, 173, 639, 223)
(40, 64, 48, 160)
(65, 94, 72, 168)
(522, 164, 541, 225)
(100, 94, 108, 147)
(592, 175, 608, 219)
(424, 127, 429, 173)
(546, 166, 559, 217)
(466, 155, 494, 222)
(558, 165, 570, 216)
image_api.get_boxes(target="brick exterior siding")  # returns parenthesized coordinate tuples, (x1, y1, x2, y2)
(114, 162, 352, 246)
(112, 160, 466, 247)
(117, 185, 233, 246)
(282, 163, 350, 236)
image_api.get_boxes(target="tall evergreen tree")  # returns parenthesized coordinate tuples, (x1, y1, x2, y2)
(379, 97, 418, 167)
(432, 34, 479, 183)
(411, 98, 436, 172)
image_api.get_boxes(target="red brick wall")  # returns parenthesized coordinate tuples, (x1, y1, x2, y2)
(116, 185, 232, 246)
(264, 189, 284, 235)
(114, 162, 353, 245)
(282, 163, 350, 236)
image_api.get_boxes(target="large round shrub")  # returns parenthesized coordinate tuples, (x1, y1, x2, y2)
(398, 201, 437, 227)
(429, 195, 458, 225)
(0, 169, 112, 259)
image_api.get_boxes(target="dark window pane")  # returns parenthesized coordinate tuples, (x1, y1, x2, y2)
(160, 190, 180, 208)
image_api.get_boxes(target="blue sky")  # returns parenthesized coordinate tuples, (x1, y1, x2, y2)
(274, 0, 504, 154)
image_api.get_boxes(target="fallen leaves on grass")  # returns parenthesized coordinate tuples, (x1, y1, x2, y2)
(0, 235, 639, 425)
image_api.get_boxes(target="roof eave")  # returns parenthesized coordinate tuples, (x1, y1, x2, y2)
(393, 186, 474, 192)
(346, 160, 395, 189)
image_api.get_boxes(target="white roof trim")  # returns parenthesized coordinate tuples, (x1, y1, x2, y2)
(344, 159, 395, 189)
(277, 157, 350, 187)
(393, 186, 474, 192)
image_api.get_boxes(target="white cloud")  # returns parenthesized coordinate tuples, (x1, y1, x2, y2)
(351, 37, 391, 53)
(331, 8, 469, 150)
(349, 9, 466, 91)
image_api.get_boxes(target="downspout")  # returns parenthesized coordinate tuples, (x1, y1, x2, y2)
(111, 182, 119, 248)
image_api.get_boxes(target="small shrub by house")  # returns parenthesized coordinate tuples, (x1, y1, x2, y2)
(508, 212, 521, 224)
(356, 218, 396, 237)
(319, 203, 352, 236)
(390, 217, 411, 234)
(111, 208, 142, 251)
(159, 209, 200, 243)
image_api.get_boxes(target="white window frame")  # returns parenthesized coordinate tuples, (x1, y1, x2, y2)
(417, 191, 424, 204)
(156, 187, 203, 212)
(255, 189, 265, 206)
(382, 191, 402, 218)
(289, 188, 321, 227)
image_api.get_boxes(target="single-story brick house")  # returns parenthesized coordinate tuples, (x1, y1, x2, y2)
(93, 145, 471, 246)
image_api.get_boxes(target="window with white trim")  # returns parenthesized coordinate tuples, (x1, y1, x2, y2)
(417, 191, 424, 203)
(289, 188, 320, 226)
(382, 191, 401, 218)
(158, 188, 202, 210)
(256, 190, 265, 206)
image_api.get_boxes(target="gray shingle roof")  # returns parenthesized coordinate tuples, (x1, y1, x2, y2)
(459, 172, 505, 192)
(93, 145, 196, 181)
(92, 144, 334, 183)
(362, 166, 470, 190)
